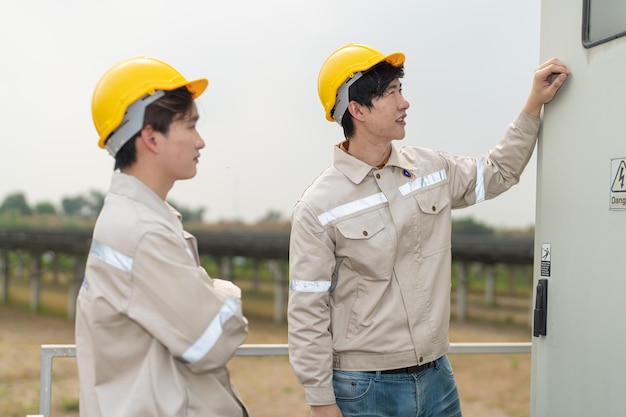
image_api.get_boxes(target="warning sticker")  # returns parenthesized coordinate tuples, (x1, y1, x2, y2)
(540, 243, 551, 277)
(610, 158, 626, 210)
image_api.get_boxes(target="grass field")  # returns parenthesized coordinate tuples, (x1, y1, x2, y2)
(1, 279, 533, 417)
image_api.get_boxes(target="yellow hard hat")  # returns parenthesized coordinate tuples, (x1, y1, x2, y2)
(318, 43, 405, 123)
(92, 56, 208, 152)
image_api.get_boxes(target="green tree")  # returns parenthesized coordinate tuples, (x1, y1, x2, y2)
(34, 201, 58, 215)
(168, 200, 206, 222)
(259, 209, 282, 222)
(61, 189, 105, 218)
(86, 190, 105, 216)
(0, 192, 32, 215)
(61, 195, 89, 217)
(452, 217, 495, 235)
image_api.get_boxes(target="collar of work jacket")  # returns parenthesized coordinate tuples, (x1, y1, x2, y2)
(109, 171, 182, 228)
(334, 143, 412, 184)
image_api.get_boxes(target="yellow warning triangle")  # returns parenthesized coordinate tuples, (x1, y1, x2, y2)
(612, 160, 626, 192)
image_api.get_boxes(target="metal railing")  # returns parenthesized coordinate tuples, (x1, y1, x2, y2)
(0, 228, 534, 263)
(38, 342, 531, 417)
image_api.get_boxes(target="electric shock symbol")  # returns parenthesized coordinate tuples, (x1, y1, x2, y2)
(611, 160, 626, 192)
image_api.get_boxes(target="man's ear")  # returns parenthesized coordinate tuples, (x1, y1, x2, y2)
(138, 125, 159, 154)
(347, 101, 366, 122)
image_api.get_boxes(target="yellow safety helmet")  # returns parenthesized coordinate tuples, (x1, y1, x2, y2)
(318, 43, 405, 124)
(92, 56, 208, 155)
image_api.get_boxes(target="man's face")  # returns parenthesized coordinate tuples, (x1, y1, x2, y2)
(362, 78, 410, 141)
(160, 103, 205, 181)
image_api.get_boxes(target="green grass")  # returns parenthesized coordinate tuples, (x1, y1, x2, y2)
(61, 398, 80, 411)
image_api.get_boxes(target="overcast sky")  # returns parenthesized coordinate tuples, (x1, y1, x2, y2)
(1, 0, 542, 229)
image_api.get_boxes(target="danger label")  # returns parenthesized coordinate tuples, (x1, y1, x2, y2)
(540, 243, 551, 277)
(610, 158, 626, 210)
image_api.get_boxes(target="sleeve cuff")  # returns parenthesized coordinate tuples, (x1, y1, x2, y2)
(516, 111, 541, 134)
(304, 386, 336, 406)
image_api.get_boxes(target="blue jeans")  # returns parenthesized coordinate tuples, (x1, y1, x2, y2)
(332, 356, 462, 417)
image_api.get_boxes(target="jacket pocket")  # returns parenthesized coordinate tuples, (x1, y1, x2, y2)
(335, 210, 395, 277)
(414, 185, 451, 257)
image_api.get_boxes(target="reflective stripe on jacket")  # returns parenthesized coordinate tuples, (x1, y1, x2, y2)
(287, 112, 540, 405)
(75, 172, 249, 417)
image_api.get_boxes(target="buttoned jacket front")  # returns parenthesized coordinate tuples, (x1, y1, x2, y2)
(75, 172, 248, 417)
(288, 112, 540, 405)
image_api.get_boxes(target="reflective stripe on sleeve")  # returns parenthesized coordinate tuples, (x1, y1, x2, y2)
(317, 192, 388, 226)
(90, 240, 133, 273)
(181, 297, 239, 363)
(290, 279, 332, 293)
(398, 169, 447, 196)
(475, 158, 485, 203)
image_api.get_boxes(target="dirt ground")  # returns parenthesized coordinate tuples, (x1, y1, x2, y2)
(0, 302, 532, 417)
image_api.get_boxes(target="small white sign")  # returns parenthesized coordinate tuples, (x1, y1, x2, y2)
(610, 158, 626, 210)
(540, 243, 551, 277)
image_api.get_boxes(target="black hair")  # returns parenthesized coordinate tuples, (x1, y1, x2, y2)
(339, 61, 404, 139)
(113, 87, 195, 170)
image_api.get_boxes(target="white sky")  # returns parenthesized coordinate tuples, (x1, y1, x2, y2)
(0, 0, 541, 229)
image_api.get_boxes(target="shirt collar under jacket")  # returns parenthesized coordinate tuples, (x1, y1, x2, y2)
(108, 172, 183, 230)
(333, 143, 414, 184)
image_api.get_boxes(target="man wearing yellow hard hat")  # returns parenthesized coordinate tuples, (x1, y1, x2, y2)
(287, 43, 570, 417)
(75, 57, 249, 417)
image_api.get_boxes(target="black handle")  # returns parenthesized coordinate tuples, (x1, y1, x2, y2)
(533, 279, 548, 337)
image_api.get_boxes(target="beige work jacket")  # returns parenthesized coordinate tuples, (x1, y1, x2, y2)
(288, 112, 540, 405)
(75, 172, 248, 417)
